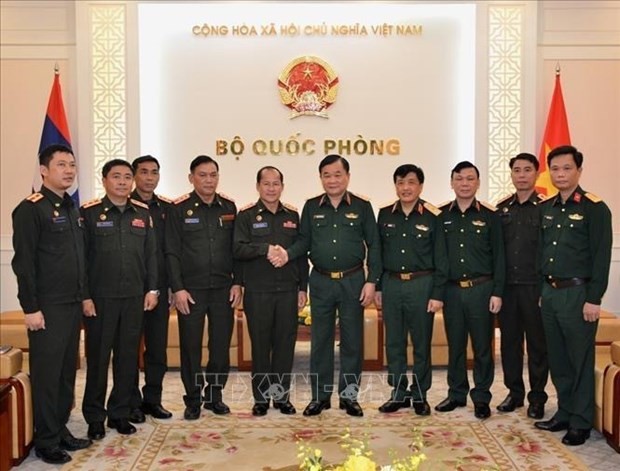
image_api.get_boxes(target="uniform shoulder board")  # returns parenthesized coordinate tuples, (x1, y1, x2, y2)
(350, 192, 369, 201)
(379, 200, 397, 211)
(81, 198, 102, 209)
(157, 194, 173, 204)
(281, 201, 298, 212)
(423, 201, 441, 216)
(218, 192, 235, 203)
(585, 192, 603, 203)
(495, 193, 513, 206)
(239, 202, 257, 212)
(26, 192, 44, 203)
(307, 193, 323, 201)
(437, 200, 452, 210)
(480, 200, 497, 212)
(173, 193, 191, 205)
(130, 198, 149, 210)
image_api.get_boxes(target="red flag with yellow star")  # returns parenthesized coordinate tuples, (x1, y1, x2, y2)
(536, 70, 571, 196)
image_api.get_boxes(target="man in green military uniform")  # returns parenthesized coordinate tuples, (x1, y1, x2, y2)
(129, 155, 174, 423)
(535, 145, 612, 446)
(81, 159, 159, 441)
(273, 154, 381, 417)
(435, 161, 505, 420)
(12, 144, 92, 464)
(495, 153, 548, 419)
(165, 155, 241, 421)
(376, 164, 448, 416)
(234, 166, 308, 416)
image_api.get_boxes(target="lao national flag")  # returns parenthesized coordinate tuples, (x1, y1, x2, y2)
(536, 69, 571, 196)
(34, 69, 79, 204)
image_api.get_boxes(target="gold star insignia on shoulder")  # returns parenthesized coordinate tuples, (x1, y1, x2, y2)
(26, 192, 44, 203)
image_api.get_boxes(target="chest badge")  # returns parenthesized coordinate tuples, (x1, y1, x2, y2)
(256, 214, 262, 222)
(415, 224, 429, 232)
(187, 209, 193, 216)
(568, 213, 584, 221)
(472, 220, 486, 227)
(53, 210, 60, 217)
(99, 214, 107, 221)
(345, 213, 359, 219)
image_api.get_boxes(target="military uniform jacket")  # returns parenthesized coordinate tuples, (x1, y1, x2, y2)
(377, 199, 448, 300)
(234, 200, 309, 292)
(11, 186, 85, 313)
(287, 191, 382, 284)
(540, 186, 612, 305)
(81, 195, 157, 298)
(131, 190, 172, 291)
(497, 191, 544, 285)
(439, 199, 505, 297)
(165, 191, 239, 292)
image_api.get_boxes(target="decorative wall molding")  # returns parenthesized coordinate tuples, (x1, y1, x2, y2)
(487, 4, 524, 202)
(0, 0, 75, 45)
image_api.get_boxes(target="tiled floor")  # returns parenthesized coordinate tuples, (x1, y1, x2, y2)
(14, 339, 620, 469)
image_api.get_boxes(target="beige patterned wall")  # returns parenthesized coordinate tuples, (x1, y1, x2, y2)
(487, 4, 523, 202)
(90, 4, 127, 195)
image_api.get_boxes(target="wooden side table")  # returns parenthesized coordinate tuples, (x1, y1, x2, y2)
(0, 383, 12, 471)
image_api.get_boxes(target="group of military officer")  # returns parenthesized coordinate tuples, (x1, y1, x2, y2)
(11, 144, 612, 464)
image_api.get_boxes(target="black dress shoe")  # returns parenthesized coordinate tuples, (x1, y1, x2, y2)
(434, 397, 466, 412)
(35, 446, 72, 464)
(562, 428, 590, 446)
(129, 407, 146, 424)
(527, 403, 545, 419)
(534, 418, 569, 432)
(142, 402, 173, 419)
(303, 400, 331, 416)
(412, 400, 431, 416)
(252, 403, 269, 416)
(108, 418, 137, 435)
(378, 398, 411, 413)
(496, 395, 524, 412)
(474, 402, 491, 419)
(203, 400, 230, 415)
(59, 433, 92, 451)
(339, 399, 363, 417)
(274, 401, 296, 415)
(184, 405, 201, 421)
(87, 422, 105, 440)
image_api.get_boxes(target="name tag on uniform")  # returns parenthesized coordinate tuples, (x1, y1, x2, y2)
(253, 222, 268, 229)
(384, 223, 396, 228)
(52, 216, 67, 224)
(313, 214, 325, 219)
(544, 215, 553, 220)
(131, 218, 145, 228)
(443, 220, 452, 225)
(345, 213, 359, 219)
(184, 218, 200, 224)
(96, 221, 114, 228)
(283, 220, 297, 229)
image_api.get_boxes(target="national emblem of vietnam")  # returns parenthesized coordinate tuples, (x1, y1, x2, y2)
(278, 56, 339, 119)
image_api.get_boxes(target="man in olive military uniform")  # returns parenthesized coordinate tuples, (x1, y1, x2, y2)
(535, 145, 612, 446)
(81, 159, 159, 441)
(165, 155, 241, 421)
(233, 166, 308, 416)
(273, 154, 381, 417)
(375, 164, 448, 416)
(128, 155, 174, 423)
(435, 161, 505, 420)
(496, 153, 548, 419)
(11, 144, 92, 464)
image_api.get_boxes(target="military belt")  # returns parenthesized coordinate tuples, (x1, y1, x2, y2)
(314, 265, 363, 280)
(388, 270, 434, 281)
(452, 275, 492, 289)
(545, 276, 589, 289)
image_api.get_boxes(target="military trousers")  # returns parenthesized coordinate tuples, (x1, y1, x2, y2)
(131, 295, 171, 408)
(444, 281, 495, 404)
(244, 289, 298, 404)
(541, 283, 597, 429)
(178, 287, 233, 407)
(498, 284, 548, 405)
(308, 268, 364, 402)
(82, 296, 144, 422)
(28, 302, 81, 448)
(382, 274, 434, 402)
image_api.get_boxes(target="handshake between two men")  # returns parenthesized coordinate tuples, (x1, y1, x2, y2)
(267, 244, 289, 268)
